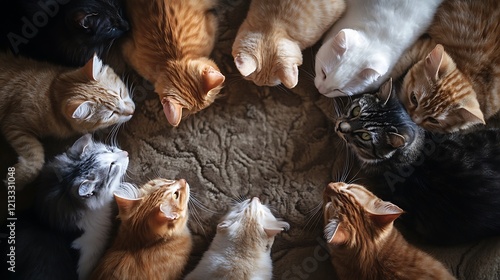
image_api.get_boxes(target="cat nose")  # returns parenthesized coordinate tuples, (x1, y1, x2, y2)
(123, 107, 135, 116)
(336, 121, 351, 133)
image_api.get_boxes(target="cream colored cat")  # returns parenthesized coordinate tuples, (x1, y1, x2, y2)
(0, 52, 134, 189)
(232, 0, 345, 88)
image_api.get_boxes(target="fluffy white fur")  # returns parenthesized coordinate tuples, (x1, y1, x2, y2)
(314, 0, 443, 97)
(185, 197, 289, 280)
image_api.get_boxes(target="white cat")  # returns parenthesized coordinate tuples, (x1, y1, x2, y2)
(185, 197, 289, 280)
(314, 0, 443, 97)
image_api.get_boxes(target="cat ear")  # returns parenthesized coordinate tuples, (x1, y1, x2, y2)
(234, 53, 257, 77)
(78, 180, 96, 197)
(217, 220, 236, 232)
(159, 203, 179, 220)
(73, 11, 97, 30)
(277, 64, 299, 89)
(202, 66, 225, 93)
(377, 78, 393, 105)
(67, 100, 94, 120)
(69, 134, 93, 156)
(456, 106, 486, 127)
(424, 44, 455, 82)
(367, 200, 404, 228)
(388, 132, 406, 149)
(82, 54, 103, 81)
(114, 193, 143, 218)
(324, 218, 348, 245)
(161, 98, 183, 127)
(263, 220, 290, 238)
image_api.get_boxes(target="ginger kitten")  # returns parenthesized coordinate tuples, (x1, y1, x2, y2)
(0, 52, 134, 189)
(399, 0, 500, 133)
(185, 197, 289, 280)
(91, 178, 192, 280)
(232, 0, 345, 88)
(323, 182, 455, 280)
(122, 0, 225, 127)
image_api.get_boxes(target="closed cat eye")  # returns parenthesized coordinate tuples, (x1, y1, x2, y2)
(410, 91, 418, 106)
(426, 117, 439, 124)
(351, 106, 361, 117)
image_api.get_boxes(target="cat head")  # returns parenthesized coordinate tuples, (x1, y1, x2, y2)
(37, 134, 129, 214)
(61, 54, 135, 132)
(335, 79, 421, 165)
(399, 44, 485, 133)
(315, 29, 390, 97)
(232, 28, 302, 89)
(323, 182, 403, 247)
(114, 178, 190, 241)
(156, 58, 225, 126)
(66, 0, 130, 42)
(216, 197, 289, 251)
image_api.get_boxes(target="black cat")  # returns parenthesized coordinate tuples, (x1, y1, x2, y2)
(333, 78, 500, 245)
(0, 0, 129, 66)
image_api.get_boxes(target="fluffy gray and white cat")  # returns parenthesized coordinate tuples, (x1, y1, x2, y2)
(314, 0, 442, 97)
(16, 134, 135, 280)
(185, 197, 289, 280)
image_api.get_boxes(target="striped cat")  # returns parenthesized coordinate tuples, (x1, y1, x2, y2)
(398, 0, 500, 133)
(0, 52, 134, 189)
(323, 182, 455, 280)
(122, 0, 225, 127)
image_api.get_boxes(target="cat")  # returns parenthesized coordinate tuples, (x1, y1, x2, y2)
(314, 0, 442, 97)
(323, 182, 456, 280)
(15, 134, 131, 280)
(0, 52, 134, 189)
(333, 78, 500, 244)
(398, 0, 500, 133)
(232, 0, 345, 89)
(121, 0, 225, 127)
(185, 197, 289, 280)
(91, 178, 193, 280)
(0, 0, 129, 67)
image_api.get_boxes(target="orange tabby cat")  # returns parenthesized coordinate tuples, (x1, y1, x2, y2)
(122, 0, 225, 127)
(323, 182, 455, 280)
(398, 0, 500, 133)
(232, 0, 345, 88)
(0, 52, 134, 189)
(91, 178, 192, 280)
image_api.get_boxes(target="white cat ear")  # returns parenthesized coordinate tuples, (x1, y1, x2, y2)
(234, 53, 257, 77)
(388, 132, 406, 149)
(367, 200, 404, 228)
(324, 218, 347, 245)
(202, 66, 225, 93)
(277, 64, 299, 89)
(114, 193, 143, 218)
(78, 180, 96, 197)
(82, 53, 103, 81)
(377, 78, 393, 105)
(161, 98, 183, 127)
(263, 220, 290, 238)
(159, 203, 179, 220)
(331, 29, 361, 56)
(67, 100, 94, 120)
(69, 134, 93, 156)
(217, 220, 236, 232)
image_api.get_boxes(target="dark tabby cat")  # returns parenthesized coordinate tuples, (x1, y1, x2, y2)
(14, 134, 131, 280)
(332, 78, 500, 244)
(323, 182, 455, 280)
(0, 0, 129, 66)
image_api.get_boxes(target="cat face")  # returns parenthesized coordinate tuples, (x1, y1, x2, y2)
(114, 178, 190, 239)
(156, 58, 225, 126)
(323, 182, 403, 247)
(64, 55, 135, 132)
(399, 44, 485, 133)
(335, 79, 419, 165)
(315, 29, 389, 97)
(232, 31, 302, 89)
(217, 197, 289, 249)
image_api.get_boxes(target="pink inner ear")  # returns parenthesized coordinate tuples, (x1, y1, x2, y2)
(160, 203, 179, 220)
(161, 98, 183, 127)
(202, 66, 225, 93)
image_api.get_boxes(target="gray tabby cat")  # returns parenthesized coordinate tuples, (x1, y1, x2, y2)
(0, 52, 135, 189)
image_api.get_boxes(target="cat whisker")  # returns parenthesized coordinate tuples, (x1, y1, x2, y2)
(299, 202, 324, 239)
(189, 194, 219, 215)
